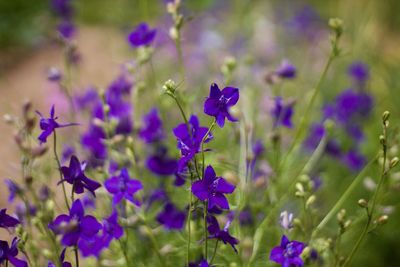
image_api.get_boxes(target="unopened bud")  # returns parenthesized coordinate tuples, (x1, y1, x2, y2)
(390, 157, 399, 168)
(329, 18, 343, 37)
(382, 111, 390, 122)
(306, 195, 316, 208)
(163, 79, 177, 95)
(379, 135, 385, 145)
(169, 27, 179, 41)
(358, 199, 368, 208)
(337, 209, 346, 222)
(377, 215, 389, 225)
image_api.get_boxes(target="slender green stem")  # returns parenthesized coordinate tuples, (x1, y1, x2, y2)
(74, 246, 80, 267)
(187, 171, 194, 266)
(203, 200, 208, 260)
(53, 132, 70, 210)
(175, 39, 185, 79)
(210, 240, 219, 264)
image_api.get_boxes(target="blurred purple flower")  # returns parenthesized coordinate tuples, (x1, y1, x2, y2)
(5, 179, 20, 203)
(270, 235, 305, 267)
(48, 248, 71, 267)
(0, 209, 20, 228)
(128, 23, 156, 47)
(343, 150, 366, 172)
(139, 108, 165, 143)
(348, 61, 369, 85)
(334, 89, 373, 124)
(146, 147, 178, 176)
(102, 211, 123, 247)
(157, 203, 186, 230)
(104, 168, 143, 206)
(204, 83, 239, 128)
(275, 59, 296, 79)
(51, 0, 73, 19)
(272, 97, 294, 128)
(49, 199, 102, 247)
(191, 165, 235, 210)
(47, 67, 62, 82)
(279, 211, 293, 230)
(58, 20, 76, 39)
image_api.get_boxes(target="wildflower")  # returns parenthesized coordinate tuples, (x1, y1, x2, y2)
(128, 23, 156, 47)
(60, 155, 101, 196)
(15, 203, 37, 224)
(279, 211, 294, 230)
(270, 235, 305, 267)
(47, 67, 62, 82)
(104, 168, 143, 206)
(271, 97, 294, 128)
(51, 0, 73, 19)
(191, 165, 235, 210)
(74, 87, 100, 110)
(189, 259, 209, 267)
(0, 238, 28, 267)
(58, 20, 76, 39)
(343, 150, 366, 171)
(0, 209, 20, 228)
(102, 211, 123, 246)
(139, 108, 165, 143)
(61, 145, 75, 163)
(157, 203, 186, 230)
(207, 215, 239, 252)
(49, 199, 102, 247)
(48, 248, 71, 267)
(334, 89, 373, 124)
(78, 235, 104, 258)
(348, 61, 369, 85)
(173, 115, 213, 171)
(275, 59, 296, 79)
(204, 83, 239, 127)
(146, 146, 178, 176)
(5, 179, 21, 203)
(36, 105, 78, 144)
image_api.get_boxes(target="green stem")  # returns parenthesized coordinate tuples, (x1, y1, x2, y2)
(53, 132, 70, 210)
(74, 246, 80, 267)
(203, 201, 208, 260)
(210, 240, 219, 264)
(187, 171, 194, 266)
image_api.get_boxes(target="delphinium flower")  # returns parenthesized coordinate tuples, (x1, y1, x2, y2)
(48, 248, 71, 267)
(0, 238, 28, 267)
(348, 61, 369, 86)
(173, 115, 213, 171)
(5, 179, 21, 203)
(146, 146, 178, 176)
(343, 149, 366, 172)
(275, 59, 297, 79)
(49, 199, 102, 248)
(139, 108, 165, 143)
(74, 87, 100, 110)
(104, 168, 143, 206)
(101, 211, 123, 247)
(51, 0, 76, 40)
(61, 145, 75, 163)
(156, 202, 186, 230)
(191, 165, 235, 210)
(271, 97, 295, 128)
(0, 209, 20, 228)
(203, 83, 239, 127)
(128, 23, 157, 47)
(270, 235, 305, 267)
(189, 259, 209, 267)
(15, 203, 37, 224)
(47, 67, 62, 82)
(286, 5, 323, 42)
(36, 105, 78, 144)
(60, 155, 101, 195)
(207, 215, 239, 252)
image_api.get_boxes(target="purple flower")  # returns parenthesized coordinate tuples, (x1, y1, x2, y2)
(47, 67, 62, 82)
(145, 189, 168, 209)
(173, 115, 213, 171)
(128, 23, 156, 47)
(51, 0, 73, 19)
(60, 155, 101, 196)
(5, 179, 20, 203)
(74, 87, 100, 110)
(0, 238, 28, 267)
(207, 215, 239, 252)
(334, 89, 373, 124)
(279, 211, 294, 230)
(189, 259, 209, 267)
(348, 61, 369, 85)
(48, 248, 72, 267)
(15, 203, 36, 224)
(0, 209, 20, 228)
(61, 145, 75, 163)
(58, 20, 76, 39)
(78, 235, 104, 258)
(303, 123, 325, 151)
(49, 199, 102, 247)
(204, 83, 239, 127)
(275, 59, 296, 79)
(270, 235, 305, 267)
(102, 211, 123, 246)
(139, 108, 165, 143)
(36, 105, 78, 143)
(191, 165, 235, 210)
(272, 97, 294, 128)
(81, 123, 107, 167)
(146, 147, 178, 176)
(157, 203, 186, 230)
(343, 150, 366, 172)
(104, 168, 143, 206)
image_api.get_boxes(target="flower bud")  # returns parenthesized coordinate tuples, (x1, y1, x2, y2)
(337, 209, 346, 222)
(329, 18, 343, 37)
(306, 195, 316, 208)
(358, 199, 368, 208)
(390, 157, 399, 168)
(169, 27, 179, 41)
(377, 215, 389, 225)
(382, 111, 390, 122)
(163, 79, 177, 95)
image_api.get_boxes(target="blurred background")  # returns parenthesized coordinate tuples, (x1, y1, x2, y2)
(0, 0, 400, 266)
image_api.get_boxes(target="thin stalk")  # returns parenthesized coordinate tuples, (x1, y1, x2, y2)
(53, 132, 70, 210)
(74, 246, 80, 267)
(203, 201, 208, 260)
(210, 240, 219, 264)
(187, 170, 194, 266)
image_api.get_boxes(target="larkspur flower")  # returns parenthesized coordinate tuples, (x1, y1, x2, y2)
(5, 179, 20, 203)
(78, 235, 104, 258)
(270, 235, 305, 267)
(272, 97, 295, 128)
(204, 83, 239, 127)
(60, 155, 101, 196)
(343, 150, 366, 172)
(57, 20, 76, 39)
(348, 61, 369, 85)
(74, 87, 100, 110)
(49, 199, 102, 247)
(189, 259, 209, 267)
(15, 203, 36, 224)
(48, 248, 72, 267)
(207, 215, 239, 252)
(36, 105, 78, 144)
(102, 211, 123, 246)
(191, 165, 235, 210)
(128, 23, 156, 47)
(157, 203, 186, 230)
(0, 209, 20, 228)
(104, 168, 143, 206)
(51, 0, 73, 19)
(139, 108, 165, 143)
(0, 238, 28, 267)
(146, 146, 178, 176)
(47, 67, 62, 82)
(173, 115, 213, 171)
(275, 59, 297, 79)
(279, 211, 294, 230)
(334, 89, 373, 124)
